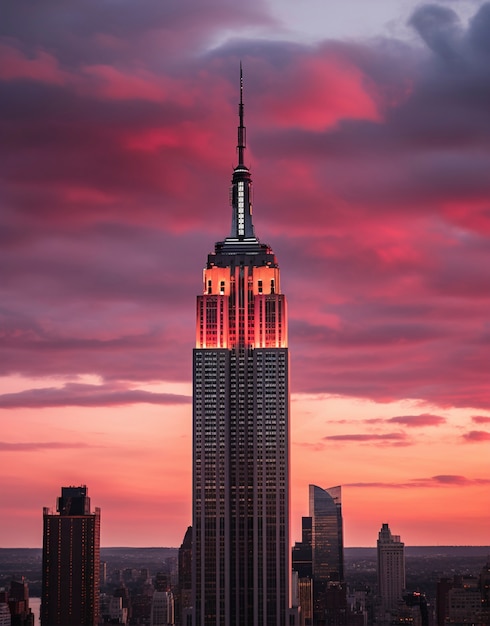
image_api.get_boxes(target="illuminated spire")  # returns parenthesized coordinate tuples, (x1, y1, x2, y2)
(229, 63, 255, 241)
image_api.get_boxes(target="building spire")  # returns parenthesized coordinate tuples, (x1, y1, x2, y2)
(228, 63, 256, 241)
(237, 61, 246, 166)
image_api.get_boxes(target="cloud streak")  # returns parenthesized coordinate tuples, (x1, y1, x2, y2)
(0, 383, 191, 409)
(0, 441, 97, 452)
(347, 475, 490, 488)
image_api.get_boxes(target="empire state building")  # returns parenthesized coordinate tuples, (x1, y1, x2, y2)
(192, 71, 291, 626)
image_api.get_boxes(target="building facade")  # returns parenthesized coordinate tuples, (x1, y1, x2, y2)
(150, 591, 174, 626)
(41, 486, 100, 626)
(376, 523, 405, 616)
(292, 486, 344, 625)
(309, 485, 344, 586)
(192, 70, 291, 626)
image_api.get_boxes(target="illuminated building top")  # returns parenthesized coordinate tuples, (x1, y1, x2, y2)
(196, 66, 286, 351)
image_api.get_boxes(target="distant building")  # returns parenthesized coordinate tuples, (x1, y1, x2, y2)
(310, 485, 344, 585)
(377, 523, 405, 617)
(150, 591, 174, 626)
(399, 591, 429, 626)
(100, 561, 107, 587)
(8, 580, 34, 626)
(41, 485, 100, 626)
(0, 597, 10, 626)
(108, 596, 128, 625)
(480, 558, 490, 608)
(292, 486, 345, 625)
(437, 569, 490, 625)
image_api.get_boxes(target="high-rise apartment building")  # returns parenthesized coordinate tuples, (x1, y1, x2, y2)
(377, 523, 405, 615)
(192, 69, 291, 626)
(41, 486, 100, 626)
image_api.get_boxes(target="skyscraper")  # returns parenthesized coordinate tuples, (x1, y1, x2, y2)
(292, 486, 344, 625)
(41, 486, 100, 626)
(309, 485, 344, 586)
(192, 69, 291, 626)
(377, 523, 405, 616)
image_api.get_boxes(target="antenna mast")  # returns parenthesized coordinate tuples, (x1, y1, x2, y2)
(237, 62, 246, 166)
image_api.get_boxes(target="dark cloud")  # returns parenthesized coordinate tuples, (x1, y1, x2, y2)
(323, 433, 409, 446)
(0, 383, 191, 409)
(409, 4, 463, 61)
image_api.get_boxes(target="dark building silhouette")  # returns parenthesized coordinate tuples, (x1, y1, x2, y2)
(192, 68, 292, 626)
(178, 526, 192, 626)
(292, 517, 313, 580)
(401, 591, 429, 626)
(437, 568, 490, 626)
(480, 558, 490, 608)
(41, 486, 100, 626)
(0, 580, 34, 626)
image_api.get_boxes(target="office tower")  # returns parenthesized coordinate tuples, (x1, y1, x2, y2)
(41, 486, 100, 626)
(307, 485, 344, 625)
(309, 485, 344, 585)
(192, 69, 290, 626)
(377, 523, 405, 614)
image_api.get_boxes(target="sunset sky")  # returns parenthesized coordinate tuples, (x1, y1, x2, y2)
(1, 0, 490, 548)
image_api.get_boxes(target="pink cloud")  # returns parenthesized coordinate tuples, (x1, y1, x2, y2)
(258, 53, 382, 131)
(0, 43, 68, 84)
(472, 415, 490, 424)
(462, 430, 490, 443)
(388, 413, 446, 427)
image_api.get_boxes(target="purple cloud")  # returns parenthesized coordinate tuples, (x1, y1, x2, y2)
(0, 383, 191, 408)
(388, 413, 446, 427)
(462, 430, 490, 443)
(323, 432, 409, 446)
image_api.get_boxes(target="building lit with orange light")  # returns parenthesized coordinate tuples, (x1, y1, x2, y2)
(192, 69, 291, 626)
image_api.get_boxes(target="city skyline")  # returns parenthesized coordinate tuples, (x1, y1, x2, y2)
(1, 0, 490, 548)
